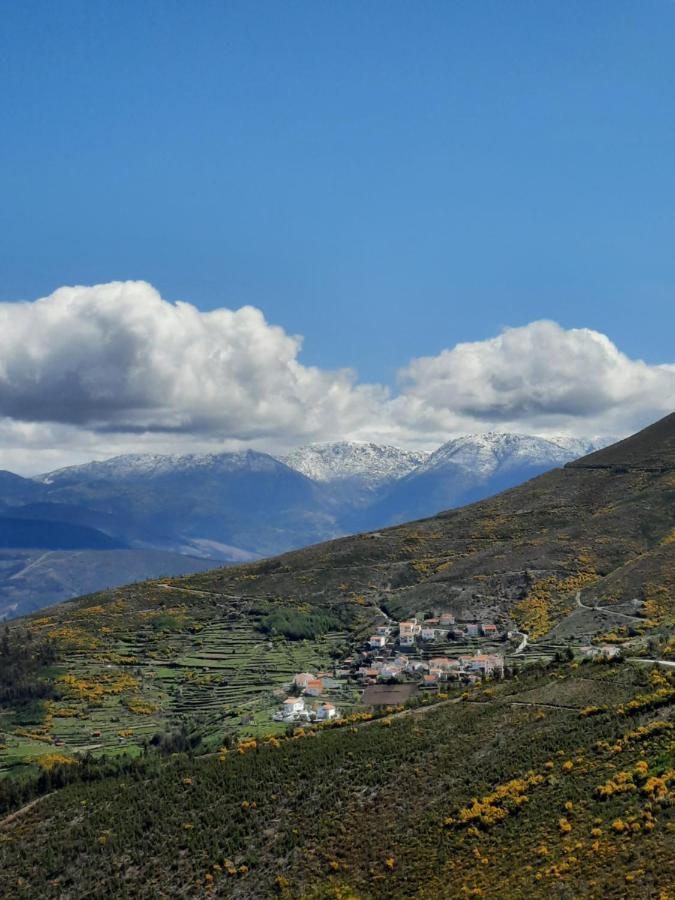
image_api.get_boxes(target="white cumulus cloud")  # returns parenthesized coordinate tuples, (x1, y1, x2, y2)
(0, 283, 673, 473)
(392, 320, 675, 442)
(0, 281, 385, 440)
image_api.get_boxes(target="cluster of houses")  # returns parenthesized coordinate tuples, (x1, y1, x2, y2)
(273, 695, 339, 723)
(356, 651, 504, 686)
(369, 614, 501, 651)
(272, 612, 507, 723)
(273, 671, 341, 722)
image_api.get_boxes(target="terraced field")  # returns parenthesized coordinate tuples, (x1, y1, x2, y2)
(0, 582, 368, 776)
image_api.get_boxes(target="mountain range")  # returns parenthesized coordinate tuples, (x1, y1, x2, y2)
(0, 432, 604, 617)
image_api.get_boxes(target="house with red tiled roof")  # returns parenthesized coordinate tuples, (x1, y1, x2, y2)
(316, 702, 337, 721)
(282, 697, 305, 718)
(460, 653, 504, 676)
(304, 678, 324, 697)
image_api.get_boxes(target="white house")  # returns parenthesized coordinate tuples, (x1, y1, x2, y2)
(421, 627, 437, 641)
(465, 623, 480, 636)
(282, 697, 305, 718)
(316, 702, 338, 721)
(399, 633, 416, 648)
(439, 612, 455, 627)
(369, 634, 387, 649)
(429, 657, 459, 671)
(460, 654, 504, 676)
(481, 623, 498, 638)
(406, 660, 429, 674)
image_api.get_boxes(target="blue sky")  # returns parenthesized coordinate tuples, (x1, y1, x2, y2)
(1, 2, 674, 471)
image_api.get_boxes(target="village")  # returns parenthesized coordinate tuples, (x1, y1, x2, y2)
(273, 611, 509, 722)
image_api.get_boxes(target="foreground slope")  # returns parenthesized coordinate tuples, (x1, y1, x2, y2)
(1, 660, 673, 898)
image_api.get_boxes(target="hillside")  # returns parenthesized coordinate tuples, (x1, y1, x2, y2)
(361, 433, 601, 525)
(1, 660, 673, 898)
(181, 413, 674, 633)
(0, 433, 605, 616)
(0, 414, 672, 782)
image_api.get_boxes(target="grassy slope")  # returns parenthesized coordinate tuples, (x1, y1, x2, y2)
(0, 660, 673, 899)
(1, 415, 673, 774)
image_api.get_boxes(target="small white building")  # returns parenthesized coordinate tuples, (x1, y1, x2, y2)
(316, 702, 338, 721)
(465, 623, 480, 636)
(282, 697, 305, 718)
(439, 612, 455, 627)
(481, 623, 498, 638)
(421, 627, 437, 641)
(369, 634, 387, 649)
(399, 633, 416, 648)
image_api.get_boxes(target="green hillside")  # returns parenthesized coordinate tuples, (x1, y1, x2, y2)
(1, 659, 673, 898)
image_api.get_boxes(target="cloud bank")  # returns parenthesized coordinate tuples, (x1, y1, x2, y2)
(0, 281, 673, 472)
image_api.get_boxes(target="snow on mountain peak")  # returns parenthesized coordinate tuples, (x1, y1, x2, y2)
(418, 432, 602, 477)
(37, 449, 285, 484)
(280, 441, 430, 486)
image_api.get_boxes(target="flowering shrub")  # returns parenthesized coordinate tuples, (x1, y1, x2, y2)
(444, 772, 544, 830)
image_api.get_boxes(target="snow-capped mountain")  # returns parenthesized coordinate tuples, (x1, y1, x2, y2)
(417, 433, 601, 478)
(0, 432, 607, 616)
(280, 441, 429, 488)
(37, 449, 287, 485)
(362, 432, 605, 526)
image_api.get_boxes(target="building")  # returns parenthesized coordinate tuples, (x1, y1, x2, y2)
(399, 633, 416, 648)
(399, 620, 422, 639)
(406, 660, 429, 675)
(293, 672, 315, 689)
(304, 678, 324, 696)
(481, 623, 498, 637)
(460, 654, 504, 676)
(439, 612, 455, 627)
(379, 663, 403, 681)
(465, 623, 480, 636)
(421, 627, 437, 641)
(316, 702, 338, 721)
(369, 634, 387, 649)
(282, 697, 305, 718)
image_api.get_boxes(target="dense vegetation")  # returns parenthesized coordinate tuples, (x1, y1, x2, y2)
(258, 608, 344, 641)
(1, 660, 672, 898)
